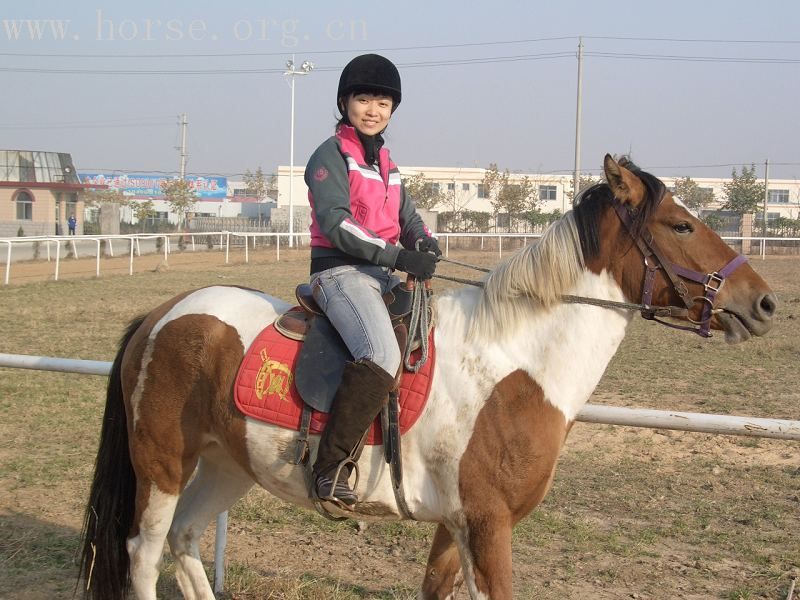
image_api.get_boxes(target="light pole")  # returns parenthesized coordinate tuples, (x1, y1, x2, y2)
(284, 56, 314, 248)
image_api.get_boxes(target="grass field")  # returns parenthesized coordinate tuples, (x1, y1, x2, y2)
(0, 246, 798, 599)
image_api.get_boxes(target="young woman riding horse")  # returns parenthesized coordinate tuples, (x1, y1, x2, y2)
(78, 155, 776, 600)
(304, 53, 440, 509)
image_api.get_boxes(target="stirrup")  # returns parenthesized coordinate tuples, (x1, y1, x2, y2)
(313, 457, 360, 512)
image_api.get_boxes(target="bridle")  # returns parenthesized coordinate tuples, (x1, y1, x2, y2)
(432, 194, 748, 339)
(611, 197, 747, 337)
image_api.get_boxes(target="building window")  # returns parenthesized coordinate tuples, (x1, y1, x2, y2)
(447, 182, 455, 191)
(233, 188, 249, 197)
(768, 189, 789, 204)
(14, 190, 33, 220)
(477, 184, 487, 199)
(462, 183, 470, 191)
(539, 185, 557, 201)
(430, 182, 440, 194)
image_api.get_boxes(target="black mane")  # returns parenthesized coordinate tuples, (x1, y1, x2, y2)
(572, 163, 666, 262)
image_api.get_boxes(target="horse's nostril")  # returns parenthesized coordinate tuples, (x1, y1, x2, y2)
(759, 293, 777, 317)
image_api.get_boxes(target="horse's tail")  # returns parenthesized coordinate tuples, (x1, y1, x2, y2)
(76, 315, 146, 600)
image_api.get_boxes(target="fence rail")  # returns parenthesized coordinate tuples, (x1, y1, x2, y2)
(2, 232, 800, 286)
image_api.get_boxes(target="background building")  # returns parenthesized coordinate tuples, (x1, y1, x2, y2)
(0, 150, 97, 237)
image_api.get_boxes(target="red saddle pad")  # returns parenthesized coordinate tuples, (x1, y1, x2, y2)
(234, 316, 435, 445)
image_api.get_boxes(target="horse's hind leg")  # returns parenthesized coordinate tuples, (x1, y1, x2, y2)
(420, 524, 464, 599)
(168, 446, 254, 600)
(127, 482, 181, 600)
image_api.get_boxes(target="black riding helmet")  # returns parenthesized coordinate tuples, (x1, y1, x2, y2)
(337, 54, 401, 116)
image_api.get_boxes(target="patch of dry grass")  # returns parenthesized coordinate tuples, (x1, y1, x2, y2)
(0, 248, 798, 599)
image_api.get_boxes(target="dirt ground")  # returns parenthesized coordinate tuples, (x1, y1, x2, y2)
(0, 247, 798, 599)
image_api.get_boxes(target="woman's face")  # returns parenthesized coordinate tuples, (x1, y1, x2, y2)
(346, 93, 393, 136)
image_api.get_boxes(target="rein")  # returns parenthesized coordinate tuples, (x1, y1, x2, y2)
(434, 260, 687, 319)
(434, 195, 748, 338)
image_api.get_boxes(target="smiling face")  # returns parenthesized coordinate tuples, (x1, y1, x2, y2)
(345, 92, 393, 136)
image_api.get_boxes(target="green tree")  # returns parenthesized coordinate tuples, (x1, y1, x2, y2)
(131, 199, 156, 232)
(721, 165, 765, 215)
(243, 167, 268, 199)
(84, 188, 128, 207)
(161, 178, 197, 229)
(566, 174, 599, 203)
(483, 166, 537, 231)
(403, 172, 446, 210)
(673, 176, 714, 210)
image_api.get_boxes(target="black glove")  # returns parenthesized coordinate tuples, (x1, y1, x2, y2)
(395, 249, 437, 280)
(416, 236, 442, 257)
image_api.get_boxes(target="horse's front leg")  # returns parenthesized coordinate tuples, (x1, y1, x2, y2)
(454, 515, 513, 600)
(420, 524, 464, 599)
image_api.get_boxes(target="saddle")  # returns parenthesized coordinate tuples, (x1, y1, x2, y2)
(274, 282, 427, 410)
(271, 281, 433, 520)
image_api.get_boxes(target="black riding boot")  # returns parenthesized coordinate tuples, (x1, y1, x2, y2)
(312, 359, 396, 508)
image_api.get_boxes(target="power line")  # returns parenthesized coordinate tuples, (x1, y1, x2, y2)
(0, 52, 577, 75)
(586, 51, 800, 64)
(2, 35, 799, 60)
(584, 35, 800, 44)
(0, 36, 576, 59)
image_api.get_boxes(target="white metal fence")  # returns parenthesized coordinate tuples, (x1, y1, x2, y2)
(2, 232, 799, 286)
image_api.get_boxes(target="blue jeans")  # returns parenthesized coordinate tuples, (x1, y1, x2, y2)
(310, 264, 402, 376)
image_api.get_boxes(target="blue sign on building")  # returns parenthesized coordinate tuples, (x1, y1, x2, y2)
(79, 173, 228, 199)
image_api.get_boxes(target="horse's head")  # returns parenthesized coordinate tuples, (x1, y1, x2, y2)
(576, 154, 777, 343)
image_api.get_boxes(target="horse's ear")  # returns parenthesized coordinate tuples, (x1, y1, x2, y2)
(604, 154, 645, 208)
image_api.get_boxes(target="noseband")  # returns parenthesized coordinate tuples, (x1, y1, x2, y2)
(612, 198, 747, 337)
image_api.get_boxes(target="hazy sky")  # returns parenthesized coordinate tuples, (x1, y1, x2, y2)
(2, 0, 799, 181)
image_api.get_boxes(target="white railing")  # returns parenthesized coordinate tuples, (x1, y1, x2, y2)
(2, 232, 799, 285)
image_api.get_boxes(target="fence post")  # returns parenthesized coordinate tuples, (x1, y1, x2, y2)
(4, 241, 11, 285)
(225, 232, 230, 264)
(55, 239, 61, 281)
(95, 240, 101, 278)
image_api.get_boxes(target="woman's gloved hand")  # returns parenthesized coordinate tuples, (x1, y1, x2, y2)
(416, 236, 442, 256)
(395, 249, 437, 280)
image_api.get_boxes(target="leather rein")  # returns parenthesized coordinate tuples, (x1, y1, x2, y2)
(434, 196, 748, 338)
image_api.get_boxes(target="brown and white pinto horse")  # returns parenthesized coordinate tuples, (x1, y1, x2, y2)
(78, 156, 776, 600)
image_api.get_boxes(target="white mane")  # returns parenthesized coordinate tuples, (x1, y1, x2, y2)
(468, 212, 585, 340)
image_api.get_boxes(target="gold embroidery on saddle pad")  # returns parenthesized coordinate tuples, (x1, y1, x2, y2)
(255, 348, 294, 402)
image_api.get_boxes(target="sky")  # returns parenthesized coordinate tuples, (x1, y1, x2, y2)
(1, 0, 799, 182)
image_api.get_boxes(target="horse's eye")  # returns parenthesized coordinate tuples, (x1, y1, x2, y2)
(673, 222, 693, 234)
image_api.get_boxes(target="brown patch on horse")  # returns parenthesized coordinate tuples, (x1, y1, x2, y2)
(457, 370, 568, 598)
(421, 524, 464, 599)
(122, 306, 250, 533)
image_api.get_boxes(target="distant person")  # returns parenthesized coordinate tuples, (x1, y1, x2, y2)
(67, 214, 77, 235)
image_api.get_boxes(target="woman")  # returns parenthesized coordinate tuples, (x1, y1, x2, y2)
(304, 53, 440, 509)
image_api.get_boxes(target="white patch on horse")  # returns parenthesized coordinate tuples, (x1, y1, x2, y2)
(150, 286, 290, 350)
(126, 485, 179, 600)
(131, 341, 155, 428)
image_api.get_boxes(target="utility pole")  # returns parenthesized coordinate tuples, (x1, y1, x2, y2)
(284, 56, 314, 248)
(179, 113, 188, 179)
(762, 159, 769, 237)
(571, 37, 584, 212)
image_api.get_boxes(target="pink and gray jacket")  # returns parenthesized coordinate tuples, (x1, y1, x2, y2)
(305, 125, 430, 274)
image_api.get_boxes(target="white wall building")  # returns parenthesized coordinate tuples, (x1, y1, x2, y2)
(275, 164, 800, 224)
